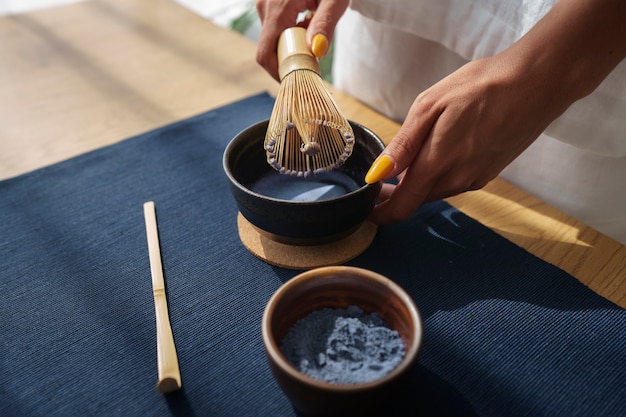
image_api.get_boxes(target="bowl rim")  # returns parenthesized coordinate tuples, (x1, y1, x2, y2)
(262, 266, 423, 392)
(222, 119, 384, 206)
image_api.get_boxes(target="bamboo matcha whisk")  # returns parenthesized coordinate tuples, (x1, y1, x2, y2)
(265, 27, 354, 177)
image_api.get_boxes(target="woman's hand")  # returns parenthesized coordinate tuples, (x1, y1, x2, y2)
(365, 54, 561, 224)
(365, 0, 626, 224)
(255, 0, 349, 81)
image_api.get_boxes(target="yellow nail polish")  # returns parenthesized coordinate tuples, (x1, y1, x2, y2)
(365, 155, 395, 184)
(311, 34, 329, 58)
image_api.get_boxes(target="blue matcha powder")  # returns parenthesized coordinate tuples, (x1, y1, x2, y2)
(280, 305, 405, 384)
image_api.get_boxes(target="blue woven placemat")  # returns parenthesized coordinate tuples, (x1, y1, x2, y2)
(1, 93, 624, 417)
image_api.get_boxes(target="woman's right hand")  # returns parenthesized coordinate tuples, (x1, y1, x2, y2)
(255, 0, 349, 81)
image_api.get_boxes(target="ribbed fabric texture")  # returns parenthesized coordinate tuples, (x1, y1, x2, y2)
(1, 93, 623, 417)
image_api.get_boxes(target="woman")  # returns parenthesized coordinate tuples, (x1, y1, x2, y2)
(255, 0, 626, 244)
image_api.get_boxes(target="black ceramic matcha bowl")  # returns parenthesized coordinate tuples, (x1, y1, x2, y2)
(223, 120, 384, 245)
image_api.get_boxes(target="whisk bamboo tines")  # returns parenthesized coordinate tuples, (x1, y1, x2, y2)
(265, 27, 354, 177)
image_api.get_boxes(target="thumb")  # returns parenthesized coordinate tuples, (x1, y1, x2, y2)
(306, 0, 349, 57)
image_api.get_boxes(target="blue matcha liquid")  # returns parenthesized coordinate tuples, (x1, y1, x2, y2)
(250, 171, 360, 202)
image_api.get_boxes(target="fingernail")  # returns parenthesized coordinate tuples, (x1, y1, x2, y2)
(365, 154, 395, 184)
(311, 34, 329, 58)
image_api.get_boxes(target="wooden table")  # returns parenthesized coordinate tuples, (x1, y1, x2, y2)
(1, 0, 624, 308)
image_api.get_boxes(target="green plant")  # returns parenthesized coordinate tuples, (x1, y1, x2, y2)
(229, 4, 258, 35)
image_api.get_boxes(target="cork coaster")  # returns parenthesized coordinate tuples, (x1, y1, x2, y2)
(237, 213, 377, 270)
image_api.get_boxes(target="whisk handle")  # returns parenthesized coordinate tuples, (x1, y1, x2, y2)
(278, 27, 321, 80)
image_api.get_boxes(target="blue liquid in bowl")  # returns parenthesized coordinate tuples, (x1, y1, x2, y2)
(250, 171, 360, 202)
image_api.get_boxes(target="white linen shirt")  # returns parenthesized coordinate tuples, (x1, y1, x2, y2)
(333, 1, 626, 243)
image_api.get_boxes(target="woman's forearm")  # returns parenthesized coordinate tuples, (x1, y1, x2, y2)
(501, 0, 626, 113)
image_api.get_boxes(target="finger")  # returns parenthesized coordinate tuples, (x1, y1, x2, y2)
(256, 36, 280, 81)
(420, 163, 496, 204)
(306, 0, 349, 57)
(368, 164, 435, 224)
(375, 182, 396, 203)
(255, 1, 307, 81)
(365, 93, 442, 184)
(368, 124, 445, 224)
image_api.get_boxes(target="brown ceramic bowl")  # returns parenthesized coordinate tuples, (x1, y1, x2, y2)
(223, 120, 384, 245)
(262, 266, 423, 417)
